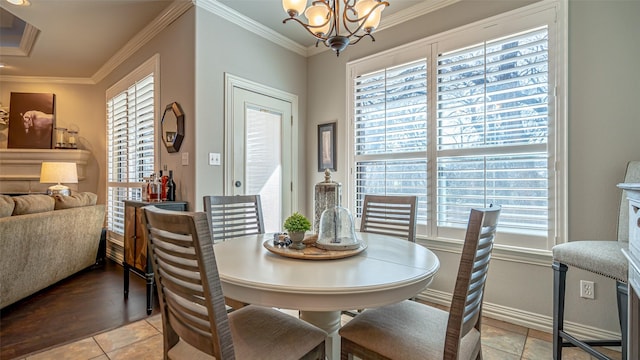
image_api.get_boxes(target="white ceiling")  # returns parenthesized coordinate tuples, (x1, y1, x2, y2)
(0, 0, 453, 80)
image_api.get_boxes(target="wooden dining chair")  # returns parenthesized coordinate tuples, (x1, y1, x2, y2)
(339, 206, 501, 360)
(203, 195, 265, 243)
(142, 205, 326, 360)
(203, 195, 265, 311)
(343, 194, 419, 317)
(360, 195, 418, 242)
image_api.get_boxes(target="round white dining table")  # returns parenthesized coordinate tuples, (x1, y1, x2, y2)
(214, 232, 440, 359)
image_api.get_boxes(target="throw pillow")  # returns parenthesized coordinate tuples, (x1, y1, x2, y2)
(0, 195, 15, 218)
(12, 194, 55, 215)
(53, 192, 98, 210)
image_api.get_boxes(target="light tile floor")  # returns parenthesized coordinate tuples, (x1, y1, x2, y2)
(19, 310, 621, 360)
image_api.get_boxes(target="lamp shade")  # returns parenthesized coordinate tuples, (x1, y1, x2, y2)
(282, 0, 307, 16)
(355, 0, 384, 31)
(305, 4, 330, 36)
(40, 162, 78, 184)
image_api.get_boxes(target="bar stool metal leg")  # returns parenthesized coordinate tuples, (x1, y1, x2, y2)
(553, 261, 568, 360)
(617, 281, 628, 360)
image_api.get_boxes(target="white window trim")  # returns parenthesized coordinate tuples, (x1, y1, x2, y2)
(347, 0, 567, 262)
(104, 54, 160, 252)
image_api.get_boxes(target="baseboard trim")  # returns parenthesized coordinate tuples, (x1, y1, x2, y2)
(418, 289, 622, 341)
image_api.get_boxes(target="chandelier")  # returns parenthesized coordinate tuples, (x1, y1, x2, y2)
(282, 0, 389, 56)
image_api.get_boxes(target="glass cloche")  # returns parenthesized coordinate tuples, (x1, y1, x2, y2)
(315, 206, 360, 250)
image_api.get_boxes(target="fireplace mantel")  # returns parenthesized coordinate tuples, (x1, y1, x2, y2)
(0, 149, 91, 193)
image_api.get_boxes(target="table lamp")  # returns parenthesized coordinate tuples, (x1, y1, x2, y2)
(40, 162, 78, 196)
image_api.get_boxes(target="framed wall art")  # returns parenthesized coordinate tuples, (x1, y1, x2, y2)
(318, 122, 337, 172)
(7, 92, 55, 149)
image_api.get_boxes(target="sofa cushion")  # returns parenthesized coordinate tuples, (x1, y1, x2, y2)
(0, 195, 15, 218)
(53, 192, 98, 210)
(12, 194, 55, 215)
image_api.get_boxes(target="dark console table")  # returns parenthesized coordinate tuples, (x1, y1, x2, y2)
(123, 200, 188, 314)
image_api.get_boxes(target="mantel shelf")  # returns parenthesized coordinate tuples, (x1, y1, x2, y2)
(0, 149, 91, 181)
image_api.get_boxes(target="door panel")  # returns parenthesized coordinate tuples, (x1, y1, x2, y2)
(231, 87, 292, 233)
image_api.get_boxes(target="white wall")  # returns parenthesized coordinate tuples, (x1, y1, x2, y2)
(97, 7, 197, 207)
(0, 82, 106, 201)
(305, 0, 640, 335)
(192, 7, 308, 212)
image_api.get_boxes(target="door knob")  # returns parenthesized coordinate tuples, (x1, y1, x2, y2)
(235, 181, 242, 188)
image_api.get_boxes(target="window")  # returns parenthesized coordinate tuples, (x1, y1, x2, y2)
(105, 55, 159, 261)
(348, 4, 563, 251)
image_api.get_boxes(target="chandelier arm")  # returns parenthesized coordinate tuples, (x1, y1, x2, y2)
(349, 33, 375, 46)
(283, 17, 330, 41)
(340, 0, 389, 37)
(345, 1, 389, 24)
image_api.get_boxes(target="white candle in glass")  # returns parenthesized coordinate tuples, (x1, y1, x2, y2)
(55, 128, 66, 146)
(68, 131, 77, 147)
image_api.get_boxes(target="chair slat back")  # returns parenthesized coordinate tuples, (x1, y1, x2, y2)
(444, 206, 501, 360)
(143, 206, 235, 359)
(203, 195, 265, 243)
(360, 195, 418, 242)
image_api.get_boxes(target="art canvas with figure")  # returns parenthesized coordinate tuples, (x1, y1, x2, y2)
(8, 92, 55, 149)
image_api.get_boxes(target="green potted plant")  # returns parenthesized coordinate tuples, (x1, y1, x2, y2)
(283, 212, 311, 250)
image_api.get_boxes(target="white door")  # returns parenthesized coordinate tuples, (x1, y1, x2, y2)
(228, 86, 293, 233)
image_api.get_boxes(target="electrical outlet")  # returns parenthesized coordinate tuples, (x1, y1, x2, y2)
(580, 280, 595, 299)
(208, 152, 221, 166)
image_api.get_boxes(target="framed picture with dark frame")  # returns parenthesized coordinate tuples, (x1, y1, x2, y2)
(318, 122, 337, 172)
(7, 92, 55, 149)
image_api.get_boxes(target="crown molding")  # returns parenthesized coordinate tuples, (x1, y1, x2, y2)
(0, 0, 462, 84)
(91, 0, 194, 83)
(0, 75, 94, 85)
(1, 0, 193, 85)
(195, 0, 308, 57)
(379, 0, 462, 31)
(306, 0, 462, 57)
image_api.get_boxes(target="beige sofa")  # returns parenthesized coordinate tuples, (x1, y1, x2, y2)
(0, 193, 105, 309)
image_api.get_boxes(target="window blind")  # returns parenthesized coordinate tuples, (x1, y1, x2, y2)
(348, 7, 559, 251)
(353, 59, 428, 222)
(436, 26, 549, 236)
(106, 73, 155, 238)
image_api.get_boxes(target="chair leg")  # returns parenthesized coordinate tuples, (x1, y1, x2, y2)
(552, 261, 568, 360)
(617, 281, 628, 360)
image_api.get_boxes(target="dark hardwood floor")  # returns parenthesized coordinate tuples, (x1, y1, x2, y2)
(0, 260, 159, 359)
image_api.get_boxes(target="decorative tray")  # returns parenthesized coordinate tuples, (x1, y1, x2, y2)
(263, 240, 367, 260)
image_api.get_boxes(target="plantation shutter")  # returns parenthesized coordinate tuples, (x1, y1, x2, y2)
(436, 26, 550, 238)
(106, 70, 155, 258)
(353, 59, 428, 223)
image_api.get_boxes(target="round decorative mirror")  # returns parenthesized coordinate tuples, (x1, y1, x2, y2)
(161, 102, 184, 153)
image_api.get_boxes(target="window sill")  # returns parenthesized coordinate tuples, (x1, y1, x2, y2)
(418, 237, 553, 267)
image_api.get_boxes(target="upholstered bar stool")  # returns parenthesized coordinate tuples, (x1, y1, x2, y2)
(552, 161, 640, 360)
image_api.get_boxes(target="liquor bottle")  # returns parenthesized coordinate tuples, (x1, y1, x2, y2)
(149, 173, 161, 201)
(160, 170, 168, 201)
(167, 170, 176, 201)
(147, 173, 156, 201)
(141, 177, 149, 201)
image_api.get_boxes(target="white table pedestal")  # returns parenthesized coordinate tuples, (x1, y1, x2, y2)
(300, 310, 342, 359)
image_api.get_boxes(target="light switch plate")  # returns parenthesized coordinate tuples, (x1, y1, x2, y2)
(181, 152, 189, 166)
